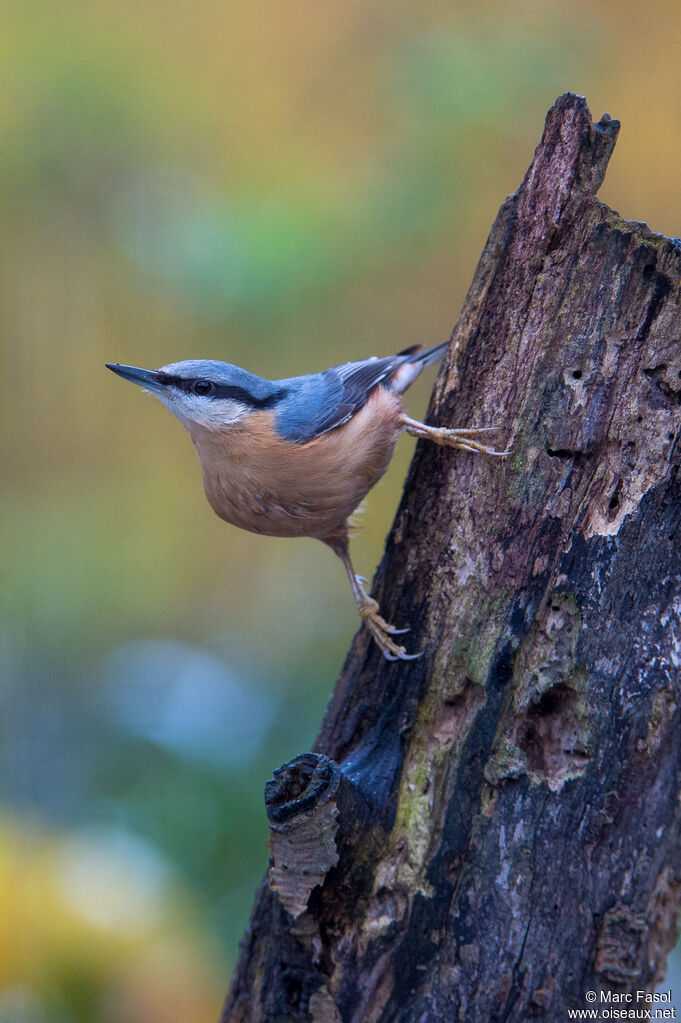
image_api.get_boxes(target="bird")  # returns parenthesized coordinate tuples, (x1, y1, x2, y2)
(106, 343, 506, 660)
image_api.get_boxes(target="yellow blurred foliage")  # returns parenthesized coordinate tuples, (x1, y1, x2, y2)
(0, 818, 225, 1023)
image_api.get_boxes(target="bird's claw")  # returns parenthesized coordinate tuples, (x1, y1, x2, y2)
(433, 424, 510, 457)
(382, 645, 423, 662)
(359, 598, 421, 660)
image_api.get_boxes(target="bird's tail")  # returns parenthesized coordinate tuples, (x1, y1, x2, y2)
(390, 340, 449, 393)
(408, 340, 450, 366)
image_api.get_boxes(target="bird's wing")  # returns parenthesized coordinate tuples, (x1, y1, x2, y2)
(275, 349, 420, 443)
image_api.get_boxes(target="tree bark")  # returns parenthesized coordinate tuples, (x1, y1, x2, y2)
(221, 93, 681, 1022)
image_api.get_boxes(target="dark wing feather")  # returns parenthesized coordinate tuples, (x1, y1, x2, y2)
(306, 356, 407, 437)
(274, 354, 412, 443)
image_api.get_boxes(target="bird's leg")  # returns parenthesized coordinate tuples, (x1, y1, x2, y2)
(329, 539, 421, 662)
(400, 413, 509, 456)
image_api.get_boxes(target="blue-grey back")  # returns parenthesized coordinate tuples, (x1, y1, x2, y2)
(273, 370, 347, 443)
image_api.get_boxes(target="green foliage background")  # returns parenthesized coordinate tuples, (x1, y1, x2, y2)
(2, 2, 681, 1019)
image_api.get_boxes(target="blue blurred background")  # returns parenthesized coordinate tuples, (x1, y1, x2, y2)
(3, 2, 681, 1019)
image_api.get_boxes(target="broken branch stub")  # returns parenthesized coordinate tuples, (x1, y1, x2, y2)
(265, 753, 374, 920)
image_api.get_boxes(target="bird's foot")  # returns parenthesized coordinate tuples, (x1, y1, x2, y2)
(425, 425, 509, 456)
(358, 597, 421, 661)
(402, 416, 509, 456)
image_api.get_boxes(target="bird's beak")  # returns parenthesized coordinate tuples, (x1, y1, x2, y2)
(106, 363, 164, 393)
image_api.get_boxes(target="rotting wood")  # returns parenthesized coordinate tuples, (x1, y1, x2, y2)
(221, 93, 681, 1023)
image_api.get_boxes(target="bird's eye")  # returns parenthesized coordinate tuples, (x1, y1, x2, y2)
(192, 379, 214, 396)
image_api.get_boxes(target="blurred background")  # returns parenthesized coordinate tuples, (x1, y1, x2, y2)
(2, 1, 681, 1019)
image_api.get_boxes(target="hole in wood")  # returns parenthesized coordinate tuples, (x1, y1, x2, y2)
(546, 446, 590, 464)
(517, 684, 590, 781)
(608, 480, 622, 515)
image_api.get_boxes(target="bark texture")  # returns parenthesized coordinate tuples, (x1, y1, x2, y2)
(222, 94, 681, 1022)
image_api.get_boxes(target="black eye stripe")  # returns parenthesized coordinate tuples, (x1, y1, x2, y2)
(157, 373, 286, 410)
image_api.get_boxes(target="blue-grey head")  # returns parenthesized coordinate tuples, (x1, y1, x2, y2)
(106, 359, 286, 432)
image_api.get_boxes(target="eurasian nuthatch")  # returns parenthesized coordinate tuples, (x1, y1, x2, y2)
(107, 343, 505, 659)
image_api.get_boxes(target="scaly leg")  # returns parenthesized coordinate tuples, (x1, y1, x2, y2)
(329, 539, 421, 662)
(400, 413, 509, 456)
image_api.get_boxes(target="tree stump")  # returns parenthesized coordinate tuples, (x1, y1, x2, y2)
(222, 94, 681, 1022)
